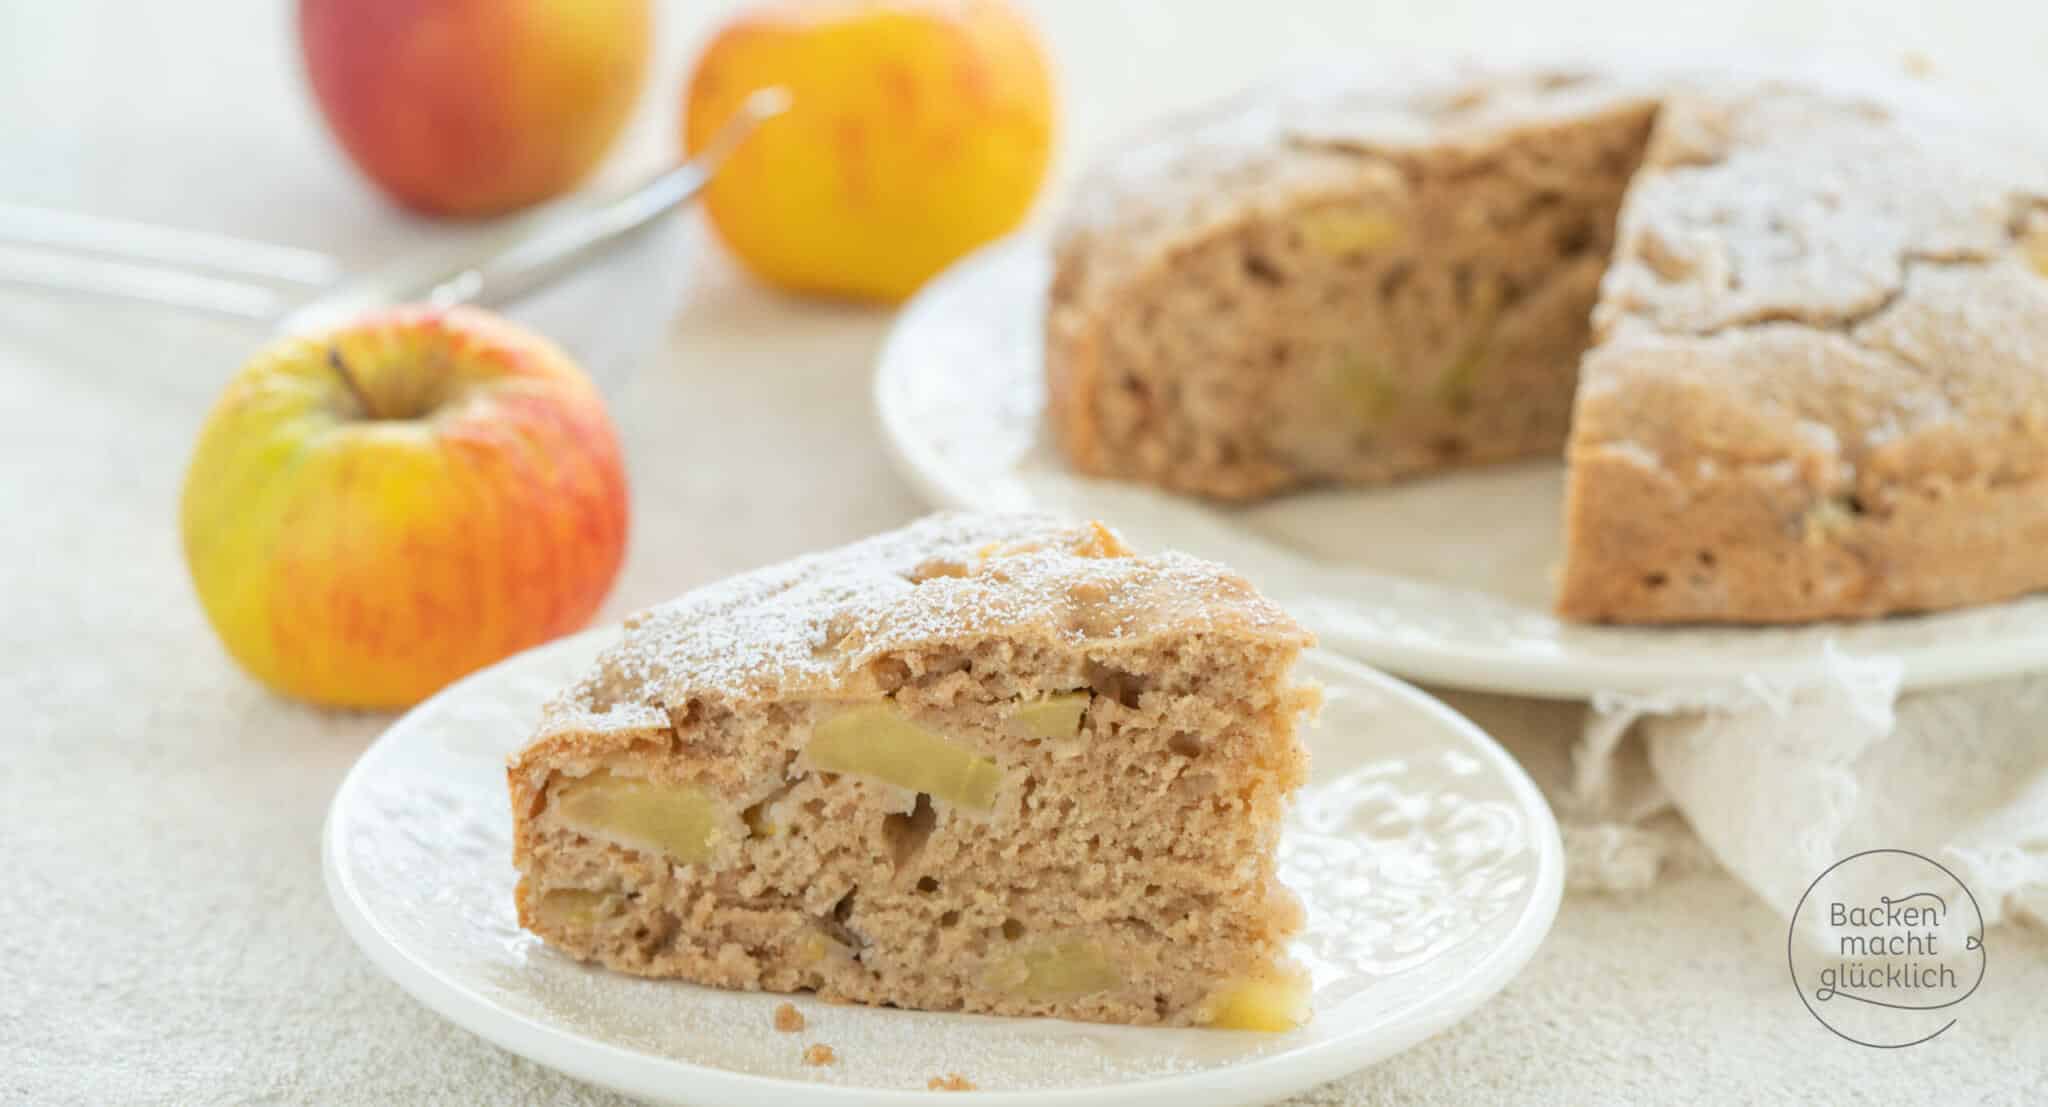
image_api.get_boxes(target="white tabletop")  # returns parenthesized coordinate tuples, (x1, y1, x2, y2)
(7, 2, 2045, 1103)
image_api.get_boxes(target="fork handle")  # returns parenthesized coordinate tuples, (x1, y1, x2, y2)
(275, 87, 790, 335)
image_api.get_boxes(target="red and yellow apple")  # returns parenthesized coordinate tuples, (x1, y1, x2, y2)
(299, 0, 653, 218)
(180, 307, 629, 709)
(684, 0, 1056, 302)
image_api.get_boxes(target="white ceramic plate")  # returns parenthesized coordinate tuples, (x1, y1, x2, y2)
(325, 630, 1561, 1107)
(874, 236, 2048, 700)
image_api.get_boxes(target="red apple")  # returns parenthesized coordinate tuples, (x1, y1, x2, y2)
(299, 0, 652, 218)
(180, 307, 629, 708)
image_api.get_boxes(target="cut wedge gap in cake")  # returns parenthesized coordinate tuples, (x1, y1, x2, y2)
(509, 514, 1321, 1028)
(1049, 72, 1661, 502)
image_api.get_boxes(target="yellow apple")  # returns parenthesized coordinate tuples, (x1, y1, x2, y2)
(299, 0, 653, 218)
(180, 307, 629, 709)
(684, 0, 1056, 302)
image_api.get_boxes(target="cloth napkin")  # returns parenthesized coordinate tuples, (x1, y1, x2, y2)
(1432, 653, 2048, 929)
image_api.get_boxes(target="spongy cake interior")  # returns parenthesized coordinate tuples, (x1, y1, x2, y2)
(1051, 76, 1660, 501)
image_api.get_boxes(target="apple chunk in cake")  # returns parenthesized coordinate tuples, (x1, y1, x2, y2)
(507, 513, 1318, 1028)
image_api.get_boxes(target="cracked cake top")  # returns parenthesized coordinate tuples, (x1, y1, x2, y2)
(1581, 82, 2048, 492)
(518, 514, 1313, 761)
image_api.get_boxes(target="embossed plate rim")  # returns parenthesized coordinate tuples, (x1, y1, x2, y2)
(325, 629, 1561, 1107)
(873, 235, 2048, 700)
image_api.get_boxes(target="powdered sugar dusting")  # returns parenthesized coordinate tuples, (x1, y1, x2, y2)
(1576, 77, 2048, 522)
(526, 513, 1311, 755)
(1600, 81, 2048, 340)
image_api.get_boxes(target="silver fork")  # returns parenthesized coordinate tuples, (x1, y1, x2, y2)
(0, 87, 789, 335)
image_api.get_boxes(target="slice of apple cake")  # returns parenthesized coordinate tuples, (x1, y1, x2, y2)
(507, 514, 1319, 1028)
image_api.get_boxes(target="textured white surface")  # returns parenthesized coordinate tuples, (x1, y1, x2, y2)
(7, 1, 2048, 1104)
(328, 639, 1559, 1104)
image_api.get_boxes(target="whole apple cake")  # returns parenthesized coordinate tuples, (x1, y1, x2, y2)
(1047, 62, 2048, 623)
(508, 514, 1319, 1028)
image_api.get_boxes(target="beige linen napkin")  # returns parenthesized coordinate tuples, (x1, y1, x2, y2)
(1436, 652, 2048, 927)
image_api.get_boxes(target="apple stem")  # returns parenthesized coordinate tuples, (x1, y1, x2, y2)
(328, 345, 377, 418)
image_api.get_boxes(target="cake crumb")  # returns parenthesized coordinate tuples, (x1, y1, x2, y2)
(927, 1073, 976, 1091)
(773, 1003, 805, 1032)
(802, 1043, 836, 1066)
